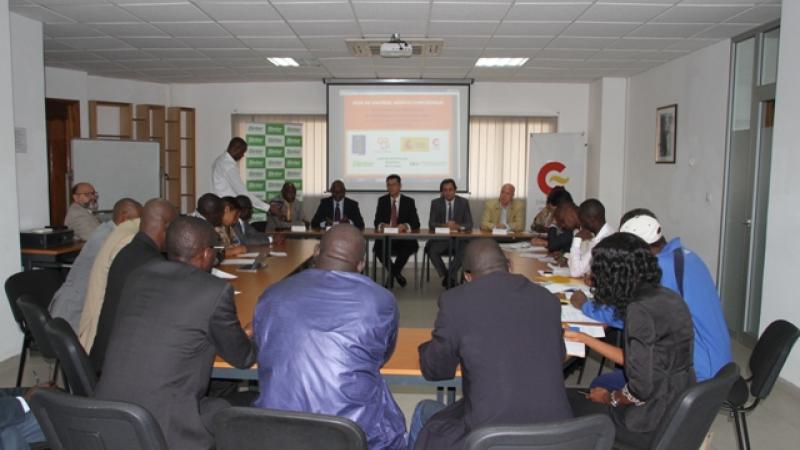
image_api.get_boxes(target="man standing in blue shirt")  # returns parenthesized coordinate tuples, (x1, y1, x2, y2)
(571, 211, 732, 383)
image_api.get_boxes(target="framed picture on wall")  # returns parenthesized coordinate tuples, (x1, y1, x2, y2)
(655, 104, 677, 164)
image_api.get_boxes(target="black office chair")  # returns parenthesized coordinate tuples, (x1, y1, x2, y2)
(44, 317, 97, 397)
(615, 362, 740, 450)
(15, 294, 63, 386)
(251, 221, 267, 232)
(724, 320, 799, 450)
(465, 414, 615, 450)
(5, 269, 63, 386)
(213, 407, 368, 450)
(29, 388, 169, 450)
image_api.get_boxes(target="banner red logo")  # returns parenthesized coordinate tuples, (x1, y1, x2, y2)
(537, 161, 570, 194)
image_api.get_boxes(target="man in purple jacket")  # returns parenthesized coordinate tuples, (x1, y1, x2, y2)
(253, 224, 406, 450)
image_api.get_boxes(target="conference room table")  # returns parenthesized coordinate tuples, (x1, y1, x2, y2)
(211, 234, 591, 405)
(20, 241, 83, 271)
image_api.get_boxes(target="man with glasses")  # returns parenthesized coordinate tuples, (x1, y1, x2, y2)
(65, 182, 100, 240)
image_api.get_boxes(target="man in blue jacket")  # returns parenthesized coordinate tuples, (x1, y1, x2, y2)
(571, 210, 732, 384)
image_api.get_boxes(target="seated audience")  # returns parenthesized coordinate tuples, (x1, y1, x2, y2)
(427, 178, 473, 287)
(530, 186, 572, 232)
(90, 199, 177, 370)
(50, 198, 142, 331)
(479, 183, 525, 232)
(374, 174, 421, 287)
(234, 195, 271, 246)
(253, 224, 406, 450)
(268, 182, 306, 229)
(193, 193, 224, 227)
(216, 197, 247, 258)
(572, 210, 732, 383)
(310, 179, 365, 230)
(0, 387, 46, 450)
(64, 182, 101, 240)
(410, 239, 572, 450)
(94, 217, 255, 450)
(535, 201, 579, 253)
(568, 198, 614, 277)
(566, 232, 694, 448)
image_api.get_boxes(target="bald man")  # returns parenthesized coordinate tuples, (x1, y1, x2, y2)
(65, 182, 101, 240)
(254, 224, 406, 450)
(50, 198, 142, 331)
(409, 239, 572, 450)
(90, 199, 178, 369)
(479, 183, 525, 232)
(95, 216, 255, 450)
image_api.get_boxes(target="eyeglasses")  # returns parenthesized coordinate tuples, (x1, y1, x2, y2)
(76, 191, 98, 197)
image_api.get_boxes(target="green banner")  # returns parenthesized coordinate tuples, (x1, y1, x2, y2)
(244, 122, 303, 220)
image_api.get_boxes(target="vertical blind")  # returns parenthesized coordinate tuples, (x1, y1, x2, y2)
(232, 115, 556, 198)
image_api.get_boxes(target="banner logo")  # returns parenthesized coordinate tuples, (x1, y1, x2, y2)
(537, 161, 570, 194)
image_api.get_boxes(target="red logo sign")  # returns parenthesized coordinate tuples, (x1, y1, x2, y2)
(537, 161, 570, 194)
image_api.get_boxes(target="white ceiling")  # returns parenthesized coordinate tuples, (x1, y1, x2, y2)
(10, 0, 782, 84)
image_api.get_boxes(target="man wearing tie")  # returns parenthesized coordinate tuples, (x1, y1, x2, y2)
(427, 178, 473, 287)
(311, 180, 365, 230)
(374, 174, 420, 287)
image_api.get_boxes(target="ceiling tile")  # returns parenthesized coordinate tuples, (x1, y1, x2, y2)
(422, 57, 477, 68)
(197, 48, 259, 58)
(695, 23, 757, 39)
(58, 36, 133, 50)
(155, 22, 231, 37)
(92, 22, 169, 37)
(121, 37, 191, 48)
(481, 48, 539, 57)
(300, 36, 350, 51)
(180, 37, 247, 49)
(253, 48, 313, 57)
(562, 22, 640, 38)
(67, 60, 129, 71)
(117, 59, 177, 69)
(626, 23, 711, 39)
(144, 48, 207, 58)
(442, 36, 490, 48)
(290, 20, 361, 36)
(360, 21, 428, 37)
(548, 37, 617, 50)
(494, 21, 569, 36)
(589, 49, 661, 60)
(665, 39, 719, 52)
(579, 3, 670, 22)
(526, 58, 584, 69)
(274, 2, 354, 21)
(91, 49, 158, 60)
(352, 2, 431, 21)
(307, 49, 352, 58)
(44, 23, 105, 38)
(652, 5, 751, 24)
(195, 2, 282, 21)
(11, 6, 74, 24)
(534, 48, 598, 59)
(319, 57, 375, 68)
(220, 21, 295, 37)
(44, 40, 78, 51)
(121, 3, 210, 22)
(429, 21, 498, 36)
(608, 38, 680, 50)
(47, 4, 140, 23)
(726, 5, 781, 25)
(431, 2, 512, 21)
(328, 68, 378, 78)
(44, 50, 104, 62)
(486, 36, 552, 49)
(237, 36, 306, 48)
(505, 3, 592, 22)
(438, 48, 484, 57)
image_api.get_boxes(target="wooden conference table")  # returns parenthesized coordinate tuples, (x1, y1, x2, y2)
(212, 232, 588, 404)
(20, 242, 84, 271)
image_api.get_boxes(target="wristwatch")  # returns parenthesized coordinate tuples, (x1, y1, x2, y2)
(609, 390, 620, 408)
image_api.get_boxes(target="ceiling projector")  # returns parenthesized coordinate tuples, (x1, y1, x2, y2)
(380, 34, 413, 58)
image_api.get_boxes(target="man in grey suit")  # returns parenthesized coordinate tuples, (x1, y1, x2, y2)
(427, 178, 473, 287)
(94, 216, 256, 450)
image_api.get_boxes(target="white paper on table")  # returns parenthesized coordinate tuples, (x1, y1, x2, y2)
(290, 225, 307, 232)
(492, 228, 509, 236)
(434, 227, 451, 235)
(519, 246, 547, 254)
(565, 340, 586, 358)
(383, 227, 400, 234)
(211, 268, 237, 279)
(520, 254, 556, 263)
(499, 241, 530, 250)
(219, 258, 256, 265)
(573, 325, 605, 338)
(561, 304, 603, 324)
(269, 251, 288, 257)
(239, 252, 259, 258)
(544, 284, 591, 296)
(543, 265, 572, 276)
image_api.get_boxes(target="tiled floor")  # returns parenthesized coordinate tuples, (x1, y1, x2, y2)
(2, 267, 799, 448)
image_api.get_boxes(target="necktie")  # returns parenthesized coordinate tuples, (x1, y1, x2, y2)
(390, 199, 398, 226)
(334, 202, 341, 222)
(286, 203, 292, 222)
(447, 201, 453, 222)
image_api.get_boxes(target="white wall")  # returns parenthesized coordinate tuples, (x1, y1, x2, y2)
(0, 0, 24, 360)
(11, 13, 47, 230)
(760, 0, 800, 387)
(624, 40, 731, 274)
(587, 78, 626, 225)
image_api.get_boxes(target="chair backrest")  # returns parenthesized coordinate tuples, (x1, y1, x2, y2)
(213, 407, 368, 450)
(44, 317, 97, 397)
(464, 415, 615, 450)
(649, 362, 740, 450)
(749, 319, 800, 400)
(5, 269, 63, 334)
(29, 388, 169, 450)
(16, 295, 59, 359)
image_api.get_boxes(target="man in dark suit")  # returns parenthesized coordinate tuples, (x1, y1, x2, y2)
(409, 239, 572, 450)
(311, 180, 365, 230)
(427, 178, 473, 287)
(374, 174, 420, 287)
(90, 198, 177, 370)
(234, 195, 271, 245)
(94, 216, 256, 450)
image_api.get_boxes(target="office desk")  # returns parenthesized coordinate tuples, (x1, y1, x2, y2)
(20, 242, 84, 271)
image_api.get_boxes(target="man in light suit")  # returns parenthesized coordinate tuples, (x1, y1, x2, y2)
(374, 174, 420, 287)
(311, 180, 365, 230)
(479, 183, 525, 232)
(268, 182, 306, 229)
(427, 178, 473, 287)
(94, 216, 256, 450)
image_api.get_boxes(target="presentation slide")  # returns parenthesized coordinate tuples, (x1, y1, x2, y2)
(328, 83, 470, 191)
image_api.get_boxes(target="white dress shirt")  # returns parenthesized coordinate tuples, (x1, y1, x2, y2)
(211, 151, 270, 211)
(568, 222, 615, 277)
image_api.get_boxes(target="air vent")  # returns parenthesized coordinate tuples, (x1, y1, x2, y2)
(346, 38, 444, 57)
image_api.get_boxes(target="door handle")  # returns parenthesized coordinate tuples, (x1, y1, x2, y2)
(743, 219, 752, 227)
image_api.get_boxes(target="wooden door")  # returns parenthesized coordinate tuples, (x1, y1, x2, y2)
(46, 99, 80, 226)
